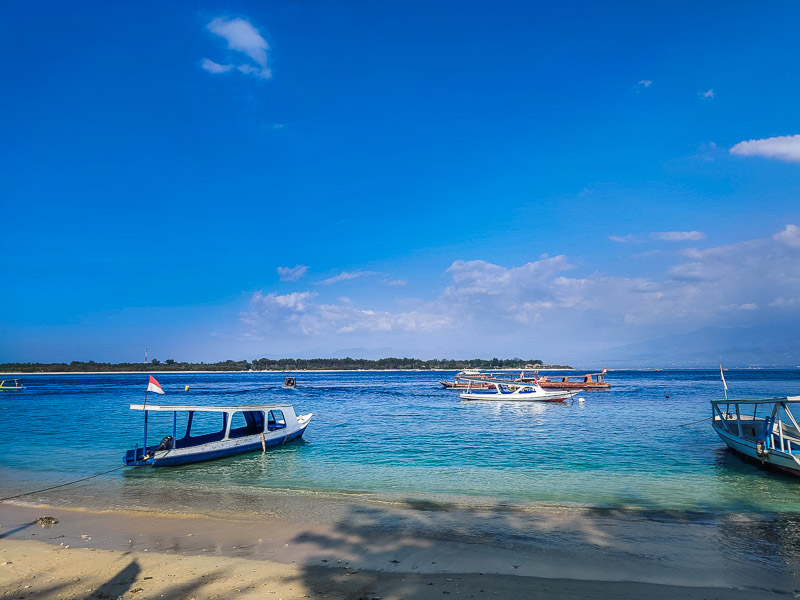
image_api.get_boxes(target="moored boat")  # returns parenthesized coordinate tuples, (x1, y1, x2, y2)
(459, 381, 580, 403)
(522, 369, 610, 390)
(711, 395, 800, 476)
(123, 403, 312, 467)
(0, 379, 24, 390)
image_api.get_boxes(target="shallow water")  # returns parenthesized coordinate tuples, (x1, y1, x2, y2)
(1, 369, 799, 514)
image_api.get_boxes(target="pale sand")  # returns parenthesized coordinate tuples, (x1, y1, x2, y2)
(1, 502, 798, 599)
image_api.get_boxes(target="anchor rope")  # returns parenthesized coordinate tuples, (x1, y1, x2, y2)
(0, 464, 127, 503)
(677, 416, 712, 427)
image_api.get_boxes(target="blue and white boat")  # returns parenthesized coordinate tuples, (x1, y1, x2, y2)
(459, 381, 580, 403)
(711, 395, 800, 476)
(123, 403, 312, 467)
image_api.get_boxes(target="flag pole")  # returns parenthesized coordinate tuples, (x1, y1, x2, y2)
(720, 364, 728, 401)
(143, 387, 149, 454)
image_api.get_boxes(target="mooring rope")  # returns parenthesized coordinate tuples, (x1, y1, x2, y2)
(0, 464, 127, 502)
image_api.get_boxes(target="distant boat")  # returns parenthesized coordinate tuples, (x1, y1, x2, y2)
(0, 379, 24, 390)
(123, 403, 312, 467)
(711, 395, 800, 476)
(459, 381, 580, 403)
(524, 368, 610, 390)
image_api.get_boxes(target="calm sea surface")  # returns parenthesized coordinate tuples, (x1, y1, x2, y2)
(2, 369, 800, 514)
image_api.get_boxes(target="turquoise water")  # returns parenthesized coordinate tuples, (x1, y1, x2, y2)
(1, 369, 800, 513)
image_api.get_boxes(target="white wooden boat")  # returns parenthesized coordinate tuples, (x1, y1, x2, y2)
(123, 403, 312, 467)
(459, 381, 580, 403)
(711, 396, 800, 476)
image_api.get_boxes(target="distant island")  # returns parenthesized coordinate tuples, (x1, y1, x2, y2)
(0, 357, 571, 373)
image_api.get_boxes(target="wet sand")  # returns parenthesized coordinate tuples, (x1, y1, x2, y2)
(1, 499, 798, 599)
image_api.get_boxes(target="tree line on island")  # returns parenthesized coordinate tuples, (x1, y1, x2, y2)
(0, 357, 571, 373)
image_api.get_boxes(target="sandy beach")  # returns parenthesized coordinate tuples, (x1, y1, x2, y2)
(2, 498, 798, 599)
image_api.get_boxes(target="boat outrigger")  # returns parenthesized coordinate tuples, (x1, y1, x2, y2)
(0, 379, 24, 390)
(711, 396, 800, 476)
(459, 380, 581, 403)
(123, 403, 312, 467)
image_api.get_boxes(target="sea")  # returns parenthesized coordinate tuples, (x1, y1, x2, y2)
(2, 369, 800, 515)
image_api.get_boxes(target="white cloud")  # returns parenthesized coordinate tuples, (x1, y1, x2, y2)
(318, 271, 378, 285)
(381, 279, 407, 286)
(277, 265, 308, 282)
(201, 58, 234, 74)
(204, 17, 271, 79)
(633, 80, 652, 94)
(609, 234, 639, 244)
(730, 134, 800, 163)
(773, 224, 800, 248)
(243, 291, 450, 336)
(770, 297, 799, 308)
(699, 89, 714, 99)
(241, 226, 800, 356)
(651, 231, 706, 241)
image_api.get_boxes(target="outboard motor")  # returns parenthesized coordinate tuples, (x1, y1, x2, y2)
(154, 436, 173, 452)
(756, 438, 766, 458)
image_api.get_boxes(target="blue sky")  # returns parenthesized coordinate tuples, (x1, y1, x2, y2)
(2, 1, 800, 365)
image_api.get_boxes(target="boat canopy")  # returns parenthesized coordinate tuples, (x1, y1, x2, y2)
(710, 396, 800, 405)
(129, 403, 293, 412)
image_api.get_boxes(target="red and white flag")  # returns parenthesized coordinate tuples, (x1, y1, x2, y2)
(146, 376, 165, 395)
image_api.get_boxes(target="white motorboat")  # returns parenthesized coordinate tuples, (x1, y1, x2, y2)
(459, 381, 580, 403)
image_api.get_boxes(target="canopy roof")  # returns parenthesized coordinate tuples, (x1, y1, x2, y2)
(710, 396, 800, 405)
(130, 403, 293, 412)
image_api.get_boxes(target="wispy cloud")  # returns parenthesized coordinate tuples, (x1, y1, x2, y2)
(203, 17, 271, 79)
(201, 58, 234, 74)
(633, 79, 652, 94)
(277, 265, 308, 282)
(318, 271, 379, 285)
(609, 234, 640, 244)
(650, 231, 706, 241)
(241, 226, 800, 356)
(730, 134, 800, 163)
(381, 279, 407, 286)
(699, 89, 715, 99)
(773, 224, 800, 248)
(243, 291, 449, 336)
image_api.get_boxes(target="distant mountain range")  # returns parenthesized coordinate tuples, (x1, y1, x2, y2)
(599, 325, 800, 368)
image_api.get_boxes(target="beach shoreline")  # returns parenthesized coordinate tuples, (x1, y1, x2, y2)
(2, 495, 798, 598)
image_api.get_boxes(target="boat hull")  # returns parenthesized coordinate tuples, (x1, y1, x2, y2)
(459, 390, 579, 403)
(713, 424, 800, 476)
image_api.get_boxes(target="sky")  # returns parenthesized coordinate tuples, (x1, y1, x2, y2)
(2, 1, 800, 366)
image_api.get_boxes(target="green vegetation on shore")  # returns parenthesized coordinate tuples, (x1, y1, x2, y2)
(1, 357, 570, 373)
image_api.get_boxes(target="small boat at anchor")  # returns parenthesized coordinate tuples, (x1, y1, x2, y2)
(532, 369, 610, 390)
(123, 403, 312, 467)
(0, 379, 24, 390)
(459, 381, 581, 403)
(711, 395, 800, 476)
